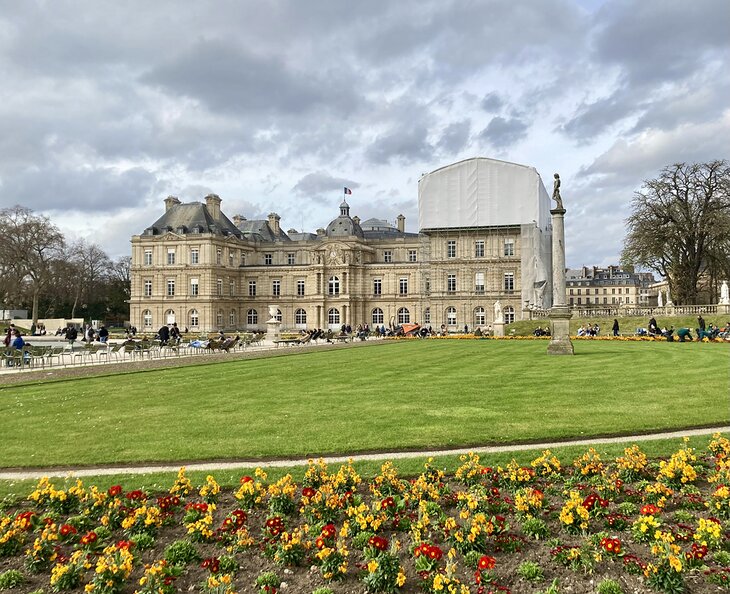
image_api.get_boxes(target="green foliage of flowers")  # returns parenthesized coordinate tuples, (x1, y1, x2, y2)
(0, 569, 25, 590)
(164, 539, 200, 566)
(596, 579, 624, 594)
(516, 560, 544, 582)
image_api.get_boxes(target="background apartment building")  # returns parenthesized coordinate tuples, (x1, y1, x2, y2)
(566, 266, 655, 309)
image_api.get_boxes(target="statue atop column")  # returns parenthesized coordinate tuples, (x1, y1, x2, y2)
(552, 173, 564, 210)
(721, 280, 730, 305)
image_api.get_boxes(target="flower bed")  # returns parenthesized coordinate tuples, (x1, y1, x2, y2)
(1, 437, 729, 593)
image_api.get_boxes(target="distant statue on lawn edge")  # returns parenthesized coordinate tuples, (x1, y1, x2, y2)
(552, 173, 564, 210)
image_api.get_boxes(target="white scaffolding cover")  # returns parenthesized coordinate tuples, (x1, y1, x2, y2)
(418, 158, 553, 309)
(418, 157, 551, 231)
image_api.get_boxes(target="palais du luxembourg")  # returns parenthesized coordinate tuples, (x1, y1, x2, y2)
(129, 157, 646, 333)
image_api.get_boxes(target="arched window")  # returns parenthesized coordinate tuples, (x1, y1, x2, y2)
(328, 276, 340, 296)
(423, 307, 431, 324)
(275, 308, 282, 322)
(189, 309, 199, 328)
(142, 310, 152, 329)
(504, 306, 515, 324)
(165, 309, 175, 325)
(229, 310, 236, 326)
(397, 307, 410, 324)
(328, 308, 340, 326)
(446, 307, 457, 326)
(247, 309, 258, 325)
(372, 308, 384, 325)
(474, 307, 485, 326)
(295, 308, 307, 326)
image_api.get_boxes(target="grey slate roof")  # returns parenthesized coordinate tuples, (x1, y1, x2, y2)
(144, 202, 242, 237)
(237, 219, 291, 242)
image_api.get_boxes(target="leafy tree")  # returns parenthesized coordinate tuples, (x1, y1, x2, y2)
(622, 160, 730, 304)
(0, 206, 65, 324)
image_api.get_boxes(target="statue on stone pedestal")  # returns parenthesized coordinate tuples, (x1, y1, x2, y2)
(494, 300, 503, 323)
(721, 280, 730, 304)
(657, 290, 663, 307)
(268, 305, 279, 322)
(552, 173, 564, 210)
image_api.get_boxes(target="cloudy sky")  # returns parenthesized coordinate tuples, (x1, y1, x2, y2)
(0, 0, 728, 267)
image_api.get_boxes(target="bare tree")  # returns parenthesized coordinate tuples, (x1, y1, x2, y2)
(622, 161, 730, 304)
(0, 206, 65, 324)
(66, 240, 112, 318)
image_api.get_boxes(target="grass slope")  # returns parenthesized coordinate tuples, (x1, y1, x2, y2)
(1, 340, 728, 468)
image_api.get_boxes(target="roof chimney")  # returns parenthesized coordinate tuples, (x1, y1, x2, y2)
(352, 215, 360, 226)
(205, 194, 222, 220)
(396, 214, 405, 233)
(267, 212, 281, 234)
(164, 195, 181, 211)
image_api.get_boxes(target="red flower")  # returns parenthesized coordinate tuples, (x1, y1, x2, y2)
(478, 555, 496, 570)
(240, 475, 253, 484)
(641, 504, 660, 516)
(301, 487, 316, 498)
(368, 535, 389, 551)
(15, 511, 35, 531)
(427, 545, 443, 560)
(116, 540, 133, 550)
(321, 523, 336, 539)
(600, 537, 621, 555)
(80, 531, 98, 546)
(201, 557, 220, 573)
(108, 485, 123, 497)
(381, 497, 395, 509)
(59, 524, 77, 537)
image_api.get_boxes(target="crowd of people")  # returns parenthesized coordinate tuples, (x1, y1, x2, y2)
(637, 314, 730, 342)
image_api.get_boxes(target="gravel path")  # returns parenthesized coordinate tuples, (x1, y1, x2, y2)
(1, 426, 727, 481)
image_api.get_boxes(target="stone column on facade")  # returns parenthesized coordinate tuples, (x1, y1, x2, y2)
(547, 202, 574, 355)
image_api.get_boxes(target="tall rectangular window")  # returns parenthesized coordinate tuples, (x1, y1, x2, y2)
(399, 277, 408, 295)
(475, 241, 485, 257)
(272, 280, 281, 296)
(229, 250, 234, 266)
(144, 250, 153, 266)
(240, 251, 246, 265)
(167, 248, 176, 265)
(190, 248, 199, 265)
(447, 240, 456, 258)
(383, 250, 392, 263)
(373, 278, 382, 295)
(249, 280, 257, 296)
(190, 278, 199, 296)
(264, 253, 273, 265)
(216, 249, 222, 265)
(287, 253, 295, 265)
(408, 249, 417, 262)
(475, 272, 485, 293)
(217, 279, 223, 296)
(144, 280, 152, 296)
(297, 280, 305, 296)
(447, 274, 457, 292)
(503, 239, 515, 256)
(229, 280, 235, 296)
(167, 279, 175, 296)
(504, 272, 514, 293)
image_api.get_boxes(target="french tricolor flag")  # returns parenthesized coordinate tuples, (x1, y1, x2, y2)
(344, 187, 352, 195)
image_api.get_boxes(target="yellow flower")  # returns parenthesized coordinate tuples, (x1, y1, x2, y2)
(367, 559, 378, 573)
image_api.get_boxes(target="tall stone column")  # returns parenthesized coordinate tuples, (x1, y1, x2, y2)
(547, 180, 574, 355)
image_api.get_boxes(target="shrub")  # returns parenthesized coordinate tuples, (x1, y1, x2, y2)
(538, 579, 560, 594)
(256, 571, 281, 593)
(516, 560, 544, 582)
(164, 539, 200, 565)
(0, 569, 25, 590)
(522, 516, 550, 539)
(130, 532, 155, 551)
(312, 589, 334, 594)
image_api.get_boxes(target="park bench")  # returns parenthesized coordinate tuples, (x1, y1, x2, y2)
(273, 337, 304, 347)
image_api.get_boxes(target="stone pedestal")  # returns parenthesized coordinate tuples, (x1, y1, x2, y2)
(493, 321, 505, 337)
(265, 305, 281, 343)
(548, 207, 574, 355)
(547, 305, 574, 355)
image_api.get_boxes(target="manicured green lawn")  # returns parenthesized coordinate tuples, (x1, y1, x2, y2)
(1, 340, 727, 467)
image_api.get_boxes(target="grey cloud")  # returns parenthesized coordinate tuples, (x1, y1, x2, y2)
(481, 93, 504, 113)
(478, 117, 529, 150)
(0, 166, 157, 213)
(436, 120, 471, 154)
(365, 126, 434, 165)
(559, 90, 640, 141)
(292, 172, 357, 202)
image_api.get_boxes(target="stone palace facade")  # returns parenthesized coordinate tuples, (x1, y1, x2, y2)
(129, 158, 554, 333)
